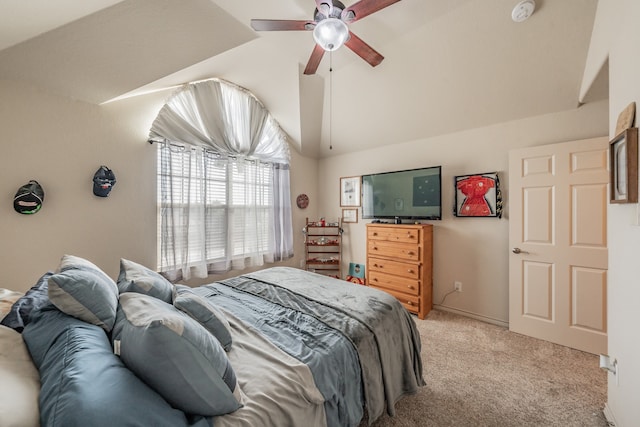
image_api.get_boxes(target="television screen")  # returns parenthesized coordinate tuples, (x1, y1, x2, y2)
(362, 166, 441, 220)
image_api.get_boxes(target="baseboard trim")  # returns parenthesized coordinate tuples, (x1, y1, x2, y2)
(433, 304, 509, 328)
(603, 403, 618, 426)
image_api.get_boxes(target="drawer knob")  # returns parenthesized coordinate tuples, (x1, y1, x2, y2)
(373, 232, 378, 236)
(408, 285, 415, 290)
(408, 269, 414, 274)
(407, 251, 415, 256)
(373, 246, 378, 250)
(407, 301, 414, 306)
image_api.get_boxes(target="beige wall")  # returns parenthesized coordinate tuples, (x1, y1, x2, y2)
(0, 80, 158, 290)
(0, 79, 317, 293)
(318, 100, 608, 324)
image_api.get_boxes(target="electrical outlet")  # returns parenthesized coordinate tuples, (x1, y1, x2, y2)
(600, 354, 619, 385)
(454, 281, 462, 292)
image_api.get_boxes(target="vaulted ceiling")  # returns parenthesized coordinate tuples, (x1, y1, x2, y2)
(0, 0, 605, 157)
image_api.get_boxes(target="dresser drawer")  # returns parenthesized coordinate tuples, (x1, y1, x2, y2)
(366, 223, 432, 319)
(367, 240, 419, 262)
(367, 227, 420, 244)
(371, 286, 420, 313)
(368, 256, 420, 280)
(368, 270, 419, 296)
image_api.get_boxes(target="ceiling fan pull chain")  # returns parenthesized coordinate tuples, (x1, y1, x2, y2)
(329, 51, 333, 150)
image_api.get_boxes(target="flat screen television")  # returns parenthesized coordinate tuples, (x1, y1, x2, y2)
(362, 165, 441, 220)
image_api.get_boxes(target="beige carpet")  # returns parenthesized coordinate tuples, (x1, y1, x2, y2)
(370, 309, 608, 427)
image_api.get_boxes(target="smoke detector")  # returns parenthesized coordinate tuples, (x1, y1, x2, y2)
(512, 0, 535, 22)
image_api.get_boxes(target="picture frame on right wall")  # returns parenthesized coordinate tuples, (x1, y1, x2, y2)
(454, 172, 503, 218)
(610, 127, 638, 204)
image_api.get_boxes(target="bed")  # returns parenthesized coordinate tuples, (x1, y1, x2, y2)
(0, 256, 424, 427)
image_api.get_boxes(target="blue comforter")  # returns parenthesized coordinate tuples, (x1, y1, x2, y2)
(196, 277, 364, 427)
(204, 267, 424, 425)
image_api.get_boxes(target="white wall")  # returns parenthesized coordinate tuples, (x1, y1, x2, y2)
(318, 100, 608, 324)
(586, 0, 640, 425)
(0, 79, 317, 292)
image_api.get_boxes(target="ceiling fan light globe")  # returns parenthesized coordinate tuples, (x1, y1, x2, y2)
(313, 18, 349, 51)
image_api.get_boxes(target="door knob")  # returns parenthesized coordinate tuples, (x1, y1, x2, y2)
(512, 247, 529, 254)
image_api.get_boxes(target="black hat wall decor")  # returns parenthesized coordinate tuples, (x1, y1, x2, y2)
(14, 180, 45, 214)
(93, 166, 116, 197)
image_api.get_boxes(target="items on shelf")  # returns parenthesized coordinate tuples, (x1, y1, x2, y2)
(303, 218, 343, 279)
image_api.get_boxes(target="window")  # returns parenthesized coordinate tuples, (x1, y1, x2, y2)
(150, 79, 293, 281)
(157, 146, 278, 278)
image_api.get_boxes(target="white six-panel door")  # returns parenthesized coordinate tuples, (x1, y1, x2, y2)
(509, 137, 608, 355)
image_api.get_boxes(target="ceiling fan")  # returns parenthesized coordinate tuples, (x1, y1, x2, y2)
(250, 0, 401, 75)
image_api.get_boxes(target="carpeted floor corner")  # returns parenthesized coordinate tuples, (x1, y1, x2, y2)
(370, 309, 608, 427)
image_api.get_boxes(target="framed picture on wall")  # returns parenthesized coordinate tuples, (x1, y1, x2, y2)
(610, 127, 638, 203)
(340, 176, 361, 207)
(454, 172, 503, 218)
(342, 208, 358, 223)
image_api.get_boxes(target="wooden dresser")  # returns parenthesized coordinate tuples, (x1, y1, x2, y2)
(366, 223, 433, 319)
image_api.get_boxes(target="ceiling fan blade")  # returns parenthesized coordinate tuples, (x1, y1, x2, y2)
(304, 44, 326, 75)
(342, 0, 401, 23)
(250, 19, 314, 31)
(345, 31, 384, 67)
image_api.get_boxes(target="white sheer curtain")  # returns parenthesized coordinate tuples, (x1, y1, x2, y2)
(150, 79, 293, 280)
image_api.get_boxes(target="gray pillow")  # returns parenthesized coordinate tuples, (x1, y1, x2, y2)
(173, 285, 233, 351)
(117, 259, 173, 303)
(1, 272, 52, 332)
(48, 255, 118, 332)
(113, 292, 244, 416)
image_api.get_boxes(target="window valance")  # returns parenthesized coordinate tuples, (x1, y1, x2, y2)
(149, 78, 290, 165)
